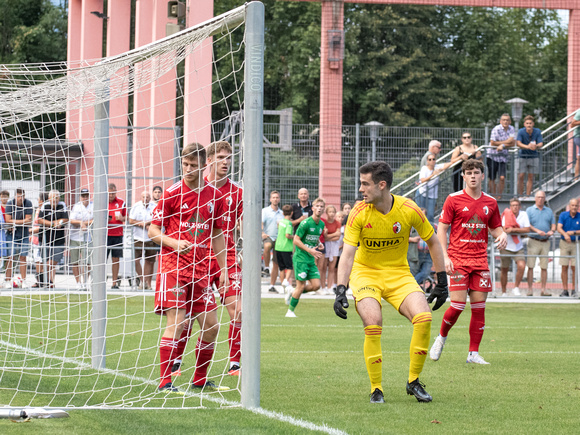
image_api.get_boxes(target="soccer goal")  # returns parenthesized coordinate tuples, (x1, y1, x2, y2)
(0, 2, 263, 409)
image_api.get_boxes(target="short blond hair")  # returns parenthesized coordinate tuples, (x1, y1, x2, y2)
(206, 141, 232, 159)
(313, 197, 325, 206)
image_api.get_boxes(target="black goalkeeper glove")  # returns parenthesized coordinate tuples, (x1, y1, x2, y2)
(334, 284, 349, 319)
(427, 271, 449, 311)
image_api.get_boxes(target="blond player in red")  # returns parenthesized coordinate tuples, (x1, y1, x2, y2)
(149, 142, 229, 393)
(430, 159, 507, 365)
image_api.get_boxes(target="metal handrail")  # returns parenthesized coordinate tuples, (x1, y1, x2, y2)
(541, 107, 580, 135)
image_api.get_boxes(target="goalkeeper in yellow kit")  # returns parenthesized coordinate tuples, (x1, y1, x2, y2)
(335, 161, 449, 403)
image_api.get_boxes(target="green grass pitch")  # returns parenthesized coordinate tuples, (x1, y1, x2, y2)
(1, 296, 579, 434)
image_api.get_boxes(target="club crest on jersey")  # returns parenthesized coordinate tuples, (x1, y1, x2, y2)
(226, 196, 233, 206)
(392, 222, 401, 234)
(483, 206, 489, 215)
(208, 201, 214, 214)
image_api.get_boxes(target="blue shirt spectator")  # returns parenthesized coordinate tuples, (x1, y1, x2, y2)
(526, 201, 555, 241)
(558, 209, 580, 242)
(517, 126, 543, 158)
(5, 193, 33, 240)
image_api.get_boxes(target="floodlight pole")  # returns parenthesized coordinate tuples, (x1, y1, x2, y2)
(92, 93, 110, 370)
(241, 1, 264, 410)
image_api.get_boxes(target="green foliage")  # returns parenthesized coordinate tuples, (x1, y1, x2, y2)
(0, 0, 66, 64)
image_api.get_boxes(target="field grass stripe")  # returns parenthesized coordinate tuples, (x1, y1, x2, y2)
(0, 339, 348, 433)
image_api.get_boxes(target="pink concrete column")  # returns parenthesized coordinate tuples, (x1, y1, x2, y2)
(133, 0, 178, 198)
(319, 0, 344, 208)
(568, 9, 580, 163)
(67, 0, 104, 193)
(183, 0, 214, 147)
(105, 1, 132, 200)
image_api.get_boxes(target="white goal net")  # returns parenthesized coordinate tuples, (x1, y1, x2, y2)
(0, 3, 263, 409)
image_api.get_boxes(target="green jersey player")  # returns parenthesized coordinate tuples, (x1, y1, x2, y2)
(285, 197, 326, 317)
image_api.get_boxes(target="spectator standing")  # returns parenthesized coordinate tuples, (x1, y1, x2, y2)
(420, 140, 443, 168)
(107, 183, 127, 289)
(321, 205, 341, 294)
(500, 198, 530, 297)
(557, 199, 580, 297)
(152, 186, 163, 204)
(262, 190, 283, 291)
(4, 188, 33, 288)
(37, 190, 69, 288)
(69, 189, 94, 290)
(413, 208, 435, 287)
(417, 153, 454, 223)
(451, 133, 482, 192)
(526, 190, 555, 296)
(517, 115, 544, 196)
(341, 203, 352, 225)
(275, 205, 294, 294)
(30, 192, 48, 288)
(488, 114, 516, 199)
(129, 191, 156, 290)
(291, 188, 313, 232)
(0, 191, 9, 262)
(408, 227, 420, 277)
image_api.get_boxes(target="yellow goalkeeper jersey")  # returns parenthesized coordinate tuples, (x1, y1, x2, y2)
(344, 195, 434, 271)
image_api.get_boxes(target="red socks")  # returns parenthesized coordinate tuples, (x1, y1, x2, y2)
(439, 301, 465, 337)
(159, 337, 178, 387)
(228, 321, 241, 364)
(192, 339, 215, 386)
(469, 302, 486, 352)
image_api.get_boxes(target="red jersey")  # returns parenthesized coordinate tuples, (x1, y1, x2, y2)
(439, 190, 501, 268)
(204, 177, 243, 256)
(108, 197, 126, 237)
(151, 180, 226, 279)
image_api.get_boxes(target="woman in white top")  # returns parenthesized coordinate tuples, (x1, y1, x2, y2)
(417, 153, 454, 223)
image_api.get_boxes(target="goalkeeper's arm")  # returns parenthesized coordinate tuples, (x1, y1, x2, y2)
(334, 244, 357, 319)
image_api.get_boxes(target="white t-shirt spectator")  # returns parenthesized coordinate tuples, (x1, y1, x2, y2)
(418, 164, 444, 199)
(130, 201, 156, 242)
(262, 206, 283, 240)
(69, 201, 94, 242)
(502, 211, 530, 252)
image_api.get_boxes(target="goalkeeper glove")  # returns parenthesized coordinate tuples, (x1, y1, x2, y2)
(334, 284, 349, 319)
(427, 271, 449, 311)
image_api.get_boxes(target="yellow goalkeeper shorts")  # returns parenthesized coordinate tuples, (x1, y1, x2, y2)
(350, 267, 424, 312)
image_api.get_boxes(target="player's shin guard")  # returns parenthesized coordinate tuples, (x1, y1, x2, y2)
(159, 337, 178, 387)
(228, 320, 241, 364)
(469, 302, 486, 352)
(192, 338, 215, 386)
(364, 326, 383, 393)
(289, 297, 299, 312)
(439, 301, 466, 337)
(409, 312, 432, 383)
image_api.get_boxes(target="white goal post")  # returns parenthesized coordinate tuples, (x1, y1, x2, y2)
(0, 2, 263, 409)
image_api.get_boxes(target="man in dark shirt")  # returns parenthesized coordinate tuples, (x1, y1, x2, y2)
(4, 188, 33, 288)
(38, 190, 69, 288)
(291, 188, 313, 232)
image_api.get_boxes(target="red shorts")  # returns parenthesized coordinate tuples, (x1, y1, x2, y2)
(210, 255, 242, 304)
(448, 266, 492, 292)
(154, 271, 217, 315)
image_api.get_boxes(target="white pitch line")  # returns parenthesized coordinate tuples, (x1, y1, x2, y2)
(0, 340, 348, 434)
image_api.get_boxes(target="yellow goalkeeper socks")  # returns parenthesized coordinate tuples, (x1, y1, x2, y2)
(409, 312, 432, 383)
(364, 325, 383, 393)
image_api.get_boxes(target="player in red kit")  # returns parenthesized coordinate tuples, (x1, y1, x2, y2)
(149, 142, 229, 393)
(170, 140, 244, 378)
(430, 159, 507, 365)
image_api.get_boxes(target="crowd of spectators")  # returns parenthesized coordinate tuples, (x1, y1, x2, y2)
(0, 185, 164, 290)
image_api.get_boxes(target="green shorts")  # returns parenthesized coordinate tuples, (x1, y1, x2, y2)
(293, 259, 320, 282)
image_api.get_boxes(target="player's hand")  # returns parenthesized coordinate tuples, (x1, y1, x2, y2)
(218, 270, 229, 293)
(444, 257, 454, 275)
(175, 239, 193, 254)
(494, 232, 508, 251)
(427, 272, 449, 311)
(311, 248, 323, 259)
(333, 284, 349, 319)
